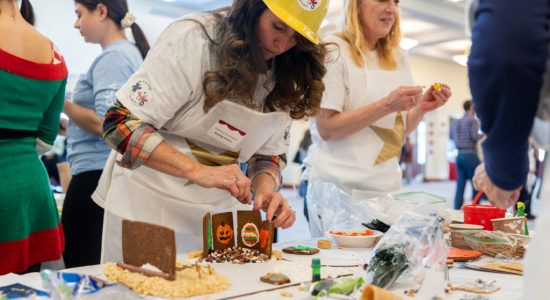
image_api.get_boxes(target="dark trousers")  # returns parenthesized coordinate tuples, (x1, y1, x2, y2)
(61, 170, 104, 268)
(454, 151, 481, 209)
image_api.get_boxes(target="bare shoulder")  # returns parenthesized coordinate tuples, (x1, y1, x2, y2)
(0, 21, 54, 63)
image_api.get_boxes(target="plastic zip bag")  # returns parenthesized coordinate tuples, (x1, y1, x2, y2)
(365, 211, 448, 293)
(40, 270, 141, 300)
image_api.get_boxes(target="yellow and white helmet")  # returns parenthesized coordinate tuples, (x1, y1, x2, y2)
(262, 0, 330, 45)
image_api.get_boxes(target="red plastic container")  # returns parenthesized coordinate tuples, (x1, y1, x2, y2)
(463, 191, 506, 230)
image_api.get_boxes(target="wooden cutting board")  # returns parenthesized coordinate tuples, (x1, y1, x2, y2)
(480, 263, 523, 275)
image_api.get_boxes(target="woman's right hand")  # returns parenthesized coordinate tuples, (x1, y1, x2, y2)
(187, 163, 252, 205)
(384, 86, 423, 112)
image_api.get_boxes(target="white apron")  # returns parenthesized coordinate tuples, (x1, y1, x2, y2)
(93, 100, 290, 261)
(307, 67, 413, 237)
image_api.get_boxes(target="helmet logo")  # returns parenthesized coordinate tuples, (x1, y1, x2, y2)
(298, 0, 322, 11)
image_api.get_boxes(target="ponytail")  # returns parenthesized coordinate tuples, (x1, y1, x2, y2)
(75, 0, 150, 59)
(130, 23, 150, 59)
(20, 0, 34, 25)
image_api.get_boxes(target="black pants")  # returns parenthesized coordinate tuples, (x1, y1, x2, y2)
(61, 170, 104, 268)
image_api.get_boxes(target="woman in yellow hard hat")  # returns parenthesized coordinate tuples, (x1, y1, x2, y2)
(304, 0, 452, 236)
(92, 0, 330, 260)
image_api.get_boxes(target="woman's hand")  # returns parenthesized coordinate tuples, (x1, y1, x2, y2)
(187, 163, 252, 205)
(473, 163, 521, 209)
(253, 190, 295, 229)
(385, 86, 423, 112)
(417, 83, 452, 112)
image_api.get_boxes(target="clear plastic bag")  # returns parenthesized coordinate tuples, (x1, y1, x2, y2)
(362, 191, 448, 226)
(40, 270, 142, 300)
(306, 178, 448, 236)
(365, 211, 448, 292)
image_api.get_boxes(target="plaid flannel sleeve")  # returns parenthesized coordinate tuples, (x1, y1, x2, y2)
(102, 101, 164, 169)
(246, 154, 287, 191)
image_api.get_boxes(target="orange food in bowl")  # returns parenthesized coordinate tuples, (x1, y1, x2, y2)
(328, 230, 376, 237)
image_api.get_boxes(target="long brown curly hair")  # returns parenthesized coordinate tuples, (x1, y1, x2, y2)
(194, 0, 328, 120)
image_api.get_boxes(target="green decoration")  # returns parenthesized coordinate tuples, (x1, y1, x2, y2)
(208, 219, 213, 250)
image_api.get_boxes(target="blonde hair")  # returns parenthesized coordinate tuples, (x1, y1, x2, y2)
(336, 0, 401, 70)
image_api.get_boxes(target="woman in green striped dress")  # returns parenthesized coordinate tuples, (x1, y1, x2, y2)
(0, 0, 66, 274)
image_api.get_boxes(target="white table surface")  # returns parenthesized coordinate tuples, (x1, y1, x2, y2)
(0, 240, 523, 299)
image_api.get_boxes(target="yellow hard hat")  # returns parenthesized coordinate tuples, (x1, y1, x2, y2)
(263, 0, 329, 45)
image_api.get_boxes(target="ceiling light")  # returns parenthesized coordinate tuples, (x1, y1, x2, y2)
(400, 37, 419, 50)
(452, 54, 468, 67)
(400, 19, 438, 35)
(438, 39, 471, 52)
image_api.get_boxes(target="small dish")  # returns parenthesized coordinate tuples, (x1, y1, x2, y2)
(326, 229, 383, 248)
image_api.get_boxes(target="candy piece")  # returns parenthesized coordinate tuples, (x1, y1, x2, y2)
(317, 239, 332, 249)
(260, 273, 291, 285)
(283, 246, 320, 255)
(432, 83, 442, 91)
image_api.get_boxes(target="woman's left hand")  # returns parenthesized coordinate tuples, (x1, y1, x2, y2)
(417, 83, 452, 112)
(253, 190, 296, 229)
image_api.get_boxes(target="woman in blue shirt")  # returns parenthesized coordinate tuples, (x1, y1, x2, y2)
(62, 0, 149, 268)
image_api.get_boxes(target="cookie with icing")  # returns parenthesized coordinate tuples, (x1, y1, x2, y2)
(282, 245, 320, 255)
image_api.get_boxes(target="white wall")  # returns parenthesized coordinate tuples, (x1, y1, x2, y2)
(33, 0, 190, 75)
(409, 55, 470, 180)
(409, 55, 471, 117)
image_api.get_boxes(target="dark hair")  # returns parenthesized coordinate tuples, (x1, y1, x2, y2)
(196, 0, 327, 119)
(463, 100, 472, 112)
(20, 0, 34, 25)
(75, 0, 149, 58)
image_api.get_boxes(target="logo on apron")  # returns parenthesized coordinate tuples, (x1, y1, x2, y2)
(129, 80, 153, 106)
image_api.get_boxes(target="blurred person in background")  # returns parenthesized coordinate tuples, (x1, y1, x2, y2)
(450, 100, 482, 210)
(61, 0, 149, 268)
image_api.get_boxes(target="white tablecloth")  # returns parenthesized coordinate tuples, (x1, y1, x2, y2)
(0, 240, 523, 299)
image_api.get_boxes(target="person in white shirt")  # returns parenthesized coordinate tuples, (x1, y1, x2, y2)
(304, 0, 451, 236)
(93, 0, 330, 260)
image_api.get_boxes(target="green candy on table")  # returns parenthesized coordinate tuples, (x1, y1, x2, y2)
(292, 245, 315, 251)
(515, 202, 529, 236)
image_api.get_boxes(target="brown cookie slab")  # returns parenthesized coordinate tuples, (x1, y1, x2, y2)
(212, 212, 235, 250)
(282, 246, 320, 255)
(259, 220, 274, 257)
(237, 210, 262, 250)
(121, 220, 176, 280)
(260, 273, 291, 285)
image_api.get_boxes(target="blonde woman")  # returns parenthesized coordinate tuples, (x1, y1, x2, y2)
(304, 0, 452, 236)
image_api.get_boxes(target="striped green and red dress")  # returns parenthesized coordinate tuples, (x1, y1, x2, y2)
(0, 47, 67, 274)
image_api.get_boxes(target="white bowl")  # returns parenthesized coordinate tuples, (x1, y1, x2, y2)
(326, 229, 383, 248)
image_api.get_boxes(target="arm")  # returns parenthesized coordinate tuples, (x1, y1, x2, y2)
(63, 100, 103, 136)
(469, 117, 481, 143)
(65, 50, 142, 137)
(247, 154, 295, 228)
(103, 102, 252, 204)
(405, 84, 452, 136)
(469, 0, 550, 191)
(36, 79, 67, 154)
(316, 86, 422, 141)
